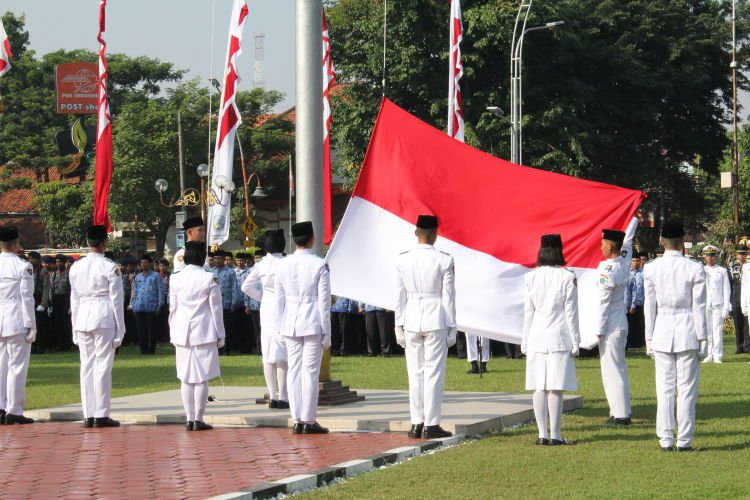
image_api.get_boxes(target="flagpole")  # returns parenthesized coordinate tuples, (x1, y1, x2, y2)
(382, 0, 387, 96)
(208, 0, 217, 175)
(289, 153, 293, 253)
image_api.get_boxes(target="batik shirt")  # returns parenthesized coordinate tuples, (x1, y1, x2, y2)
(212, 266, 238, 310)
(131, 270, 164, 313)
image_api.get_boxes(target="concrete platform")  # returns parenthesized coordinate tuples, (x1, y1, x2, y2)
(27, 387, 583, 435)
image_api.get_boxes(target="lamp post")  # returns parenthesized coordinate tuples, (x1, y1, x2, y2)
(154, 163, 235, 224)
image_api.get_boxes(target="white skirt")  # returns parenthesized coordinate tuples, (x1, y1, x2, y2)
(525, 351, 577, 392)
(175, 343, 220, 384)
(261, 328, 287, 364)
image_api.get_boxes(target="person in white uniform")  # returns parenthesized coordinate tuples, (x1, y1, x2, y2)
(0, 226, 36, 425)
(275, 221, 331, 434)
(395, 215, 456, 440)
(595, 218, 638, 426)
(644, 220, 708, 452)
(172, 217, 206, 274)
(702, 245, 730, 364)
(465, 333, 490, 374)
(521, 234, 580, 446)
(169, 241, 225, 431)
(242, 229, 289, 409)
(69, 225, 125, 428)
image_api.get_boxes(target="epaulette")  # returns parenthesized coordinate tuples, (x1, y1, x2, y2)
(399, 249, 412, 255)
(440, 250, 451, 256)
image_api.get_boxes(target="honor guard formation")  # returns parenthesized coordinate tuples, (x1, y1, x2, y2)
(0, 214, 743, 452)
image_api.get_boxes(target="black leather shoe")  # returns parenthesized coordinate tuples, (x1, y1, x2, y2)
(677, 446, 694, 452)
(186, 421, 194, 431)
(193, 421, 213, 431)
(269, 399, 279, 409)
(0, 409, 5, 425)
(93, 417, 120, 428)
(481, 362, 488, 373)
(277, 400, 290, 409)
(4, 414, 34, 425)
(292, 422, 304, 434)
(536, 438, 549, 445)
(302, 422, 329, 434)
(83, 418, 95, 428)
(423, 425, 452, 439)
(605, 416, 615, 424)
(467, 361, 479, 374)
(612, 417, 632, 426)
(408, 423, 424, 439)
(661, 446, 674, 452)
(548, 438, 573, 446)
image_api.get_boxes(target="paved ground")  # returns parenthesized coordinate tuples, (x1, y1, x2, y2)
(0, 422, 421, 499)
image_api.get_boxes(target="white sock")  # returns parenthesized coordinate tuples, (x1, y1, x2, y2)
(548, 390, 564, 441)
(263, 363, 278, 400)
(533, 390, 548, 439)
(194, 382, 208, 422)
(181, 382, 195, 422)
(277, 360, 289, 401)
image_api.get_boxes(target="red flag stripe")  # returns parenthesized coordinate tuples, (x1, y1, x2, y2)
(94, 0, 113, 231)
(322, 13, 336, 245)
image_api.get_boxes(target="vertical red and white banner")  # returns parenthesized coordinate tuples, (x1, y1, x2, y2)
(0, 18, 14, 77)
(447, 0, 464, 142)
(322, 13, 336, 245)
(208, 0, 248, 246)
(94, 0, 113, 230)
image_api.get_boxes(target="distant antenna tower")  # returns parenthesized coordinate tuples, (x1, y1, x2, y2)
(253, 33, 265, 89)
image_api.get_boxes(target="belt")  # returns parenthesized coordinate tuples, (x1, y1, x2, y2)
(407, 292, 440, 299)
(287, 295, 317, 304)
(658, 306, 690, 313)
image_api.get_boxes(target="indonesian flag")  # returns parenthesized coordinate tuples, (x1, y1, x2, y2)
(322, 13, 336, 245)
(0, 18, 14, 77)
(93, 0, 113, 230)
(207, 0, 249, 246)
(447, 0, 464, 141)
(325, 99, 644, 345)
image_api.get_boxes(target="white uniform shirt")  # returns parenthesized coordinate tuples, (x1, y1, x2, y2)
(0, 252, 35, 337)
(395, 244, 456, 333)
(704, 264, 730, 315)
(522, 266, 580, 353)
(644, 250, 708, 353)
(740, 262, 750, 316)
(69, 253, 125, 338)
(241, 253, 284, 331)
(596, 239, 633, 336)
(168, 264, 225, 346)
(275, 249, 331, 337)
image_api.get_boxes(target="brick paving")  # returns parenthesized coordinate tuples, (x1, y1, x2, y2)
(0, 423, 421, 499)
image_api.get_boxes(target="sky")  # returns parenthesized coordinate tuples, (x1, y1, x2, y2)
(2, 0, 296, 110)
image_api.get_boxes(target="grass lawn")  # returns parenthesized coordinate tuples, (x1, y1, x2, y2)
(23, 337, 750, 498)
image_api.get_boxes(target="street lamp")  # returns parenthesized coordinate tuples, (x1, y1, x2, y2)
(154, 163, 235, 223)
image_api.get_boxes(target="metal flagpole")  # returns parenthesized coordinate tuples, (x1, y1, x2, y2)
(289, 154, 293, 253)
(382, 0, 387, 96)
(208, 0, 217, 175)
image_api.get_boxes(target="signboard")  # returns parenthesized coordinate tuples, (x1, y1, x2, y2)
(55, 63, 98, 114)
(241, 217, 258, 238)
(176, 229, 186, 250)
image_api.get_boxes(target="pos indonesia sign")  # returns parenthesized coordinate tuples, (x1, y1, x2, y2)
(55, 62, 99, 114)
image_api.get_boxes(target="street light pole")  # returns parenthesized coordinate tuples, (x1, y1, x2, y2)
(731, 0, 740, 227)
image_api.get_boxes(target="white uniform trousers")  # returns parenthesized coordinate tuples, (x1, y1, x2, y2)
(466, 334, 490, 363)
(598, 329, 631, 419)
(78, 329, 116, 419)
(654, 350, 699, 448)
(285, 334, 323, 423)
(705, 307, 724, 362)
(0, 335, 31, 415)
(405, 328, 448, 426)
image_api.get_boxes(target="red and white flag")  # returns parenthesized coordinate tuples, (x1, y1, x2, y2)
(93, 0, 113, 230)
(208, 0, 249, 246)
(0, 18, 14, 77)
(326, 99, 644, 345)
(447, 0, 464, 141)
(322, 13, 336, 245)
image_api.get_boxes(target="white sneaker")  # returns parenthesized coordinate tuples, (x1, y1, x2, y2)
(702, 356, 713, 363)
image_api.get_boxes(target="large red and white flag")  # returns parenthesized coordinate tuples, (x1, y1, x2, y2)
(0, 18, 14, 78)
(322, 13, 336, 245)
(326, 99, 644, 345)
(447, 0, 464, 141)
(93, 0, 113, 230)
(208, 0, 249, 246)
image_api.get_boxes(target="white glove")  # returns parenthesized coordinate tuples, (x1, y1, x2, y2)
(723, 309, 731, 319)
(395, 326, 406, 348)
(571, 344, 579, 357)
(72, 331, 80, 346)
(646, 342, 654, 359)
(698, 339, 708, 360)
(321, 334, 331, 349)
(47, 307, 53, 317)
(446, 328, 457, 348)
(521, 345, 527, 356)
(36, 305, 45, 312)
(218, 337, 226, 349)
(25, 329, 36, 344)
(112, 336, 123, 348)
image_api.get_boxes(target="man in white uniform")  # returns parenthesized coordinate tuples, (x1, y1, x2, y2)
(395, 215, 456, 439)
(595, 218, 638, 425)
(172, 217, 206, 274)
(0, 226, 36, 425)
(69, 225, 125, 428)
(644, 220, 708, 451)
(465, 333, 489, 374)
(275, 221, 331, 434)
(702, 245, 730, 363)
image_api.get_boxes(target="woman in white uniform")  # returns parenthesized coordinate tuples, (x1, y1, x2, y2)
(169, 241, 225, 431)
(241, 230, 289, 408)
(521, 234, 580, 446)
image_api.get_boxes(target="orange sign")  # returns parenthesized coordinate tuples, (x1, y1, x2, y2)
(55, 62, 99, 114)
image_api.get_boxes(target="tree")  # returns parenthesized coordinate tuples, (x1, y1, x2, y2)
(32, 181, 93, 247)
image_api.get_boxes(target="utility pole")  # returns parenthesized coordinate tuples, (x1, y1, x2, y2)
(731, 0, 741, 227)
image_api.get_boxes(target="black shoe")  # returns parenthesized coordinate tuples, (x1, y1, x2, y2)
(277, 400, 290, 409)
(193, 421, 213, 431)
(292, 422, 304, 434)
(302, 422, 329, 434)
(93, 417, 120, 428)
(0, 409, 5, 425)
(536, 438, 550, 445)
(481, 362, 488, 373)
(612, 417, 632, 426)
(408, 423, 424, 439)
(423, 425, 452, 439)
(677, 446, 694, 452)
(269, 399, 279, 409)
(186, 421, 194, 431)
(83, 418, 95, 428)
(661, 446, 674, 452)
(548, 438, 573, 446)
(467, 361, 479, 374)
(4, 414, 34, 425)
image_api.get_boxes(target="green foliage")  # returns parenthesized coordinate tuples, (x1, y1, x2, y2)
(32, 181, 92, 247)
(0, 166, 31, 194)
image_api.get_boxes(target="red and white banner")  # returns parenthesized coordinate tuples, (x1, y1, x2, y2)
(447, 0, 464, 141)
(208, 0, 249, 246)
(1, 17, 15, 77)
(326, 99, 644, 345)
(93, 0, 113, 230)
(322, 13, 336, 245)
